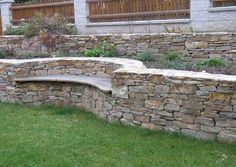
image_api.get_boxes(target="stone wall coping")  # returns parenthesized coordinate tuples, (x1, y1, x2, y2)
(208, 6, 236, 12)
(86, 19, 191, 27)
(14, 75, 112, 93)
(116, 68, 236, 82)
(0, 32, 235, 39)
(0, 57, 146, 69)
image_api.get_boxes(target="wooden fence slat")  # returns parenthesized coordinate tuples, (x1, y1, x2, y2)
(87, 0, 190, 22)
(11, 0, 74, 25)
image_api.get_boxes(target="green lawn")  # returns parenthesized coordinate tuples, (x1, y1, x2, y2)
(0, 103, 235, 167)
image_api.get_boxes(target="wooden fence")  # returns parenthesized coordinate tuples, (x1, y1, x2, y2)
(11, 0, 74, 25)
(212, 0, 236, 7)
(87, 0, 190, 22)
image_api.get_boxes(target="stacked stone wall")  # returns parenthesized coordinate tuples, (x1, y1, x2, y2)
(1, 33, 236, 73)
(0, 58, 235, 143)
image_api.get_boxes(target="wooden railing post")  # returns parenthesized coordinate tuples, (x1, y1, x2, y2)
(74, 0, 88, 33)
(0, 0, 14, 32)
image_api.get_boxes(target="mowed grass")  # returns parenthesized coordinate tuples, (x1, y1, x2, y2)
(0, 103, 235, 167)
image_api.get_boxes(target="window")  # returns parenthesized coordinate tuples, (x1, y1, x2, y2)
(212, 0, 236, 7)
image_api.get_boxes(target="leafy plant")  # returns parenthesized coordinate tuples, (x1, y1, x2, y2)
(84, 41, 116, 57)
(136, 50, 156, 61)
(100, 41, 116, 57)
(5, 22, 27, 35)
(160, 51, 188, 70)
(193, 57, 230, 69)
(0, 51, 7, 59)
(5, 13, 77, 38)
(84, 48, 103, 57)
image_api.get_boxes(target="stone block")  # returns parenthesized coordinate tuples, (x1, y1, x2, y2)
(219, 112, 236, 119)
(209, 92, 232, 104)
(200, 86, 216, 92)
(170, 84, 197, 94)
(181, 129, 217, 140)
(155, 111, 173, 117)
(195, 117, 214, 127)
(147, 75, 165, 84)
(182, 100, 203, 110)
(165, 98, 182, 105)
(165, 104, 180, 111)
(154, 85, 169, 94)
(201, 125, 221, 133)
(201, 111, 219, 119)
(145, 100, 164, 110)
(123, 113, 133, 120)
(133, 114, 150, 123)
(173, 121, 199, 130)
(174, 112, 195, 124)
(204, 103, 232, 112)
(28, 84, 48, 91)
(217, 131, 236, 144)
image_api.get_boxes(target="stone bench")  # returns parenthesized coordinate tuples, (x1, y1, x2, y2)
(14, 75, 112, 93)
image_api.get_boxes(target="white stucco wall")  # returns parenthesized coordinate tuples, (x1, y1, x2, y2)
(73, 0, 236, 34)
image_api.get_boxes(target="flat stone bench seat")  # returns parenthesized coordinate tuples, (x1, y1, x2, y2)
(14, 75, 112, 93)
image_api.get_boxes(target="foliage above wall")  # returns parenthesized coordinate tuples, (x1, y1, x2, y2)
(14, 0, 31, 3)
(5, 14, 77, 38)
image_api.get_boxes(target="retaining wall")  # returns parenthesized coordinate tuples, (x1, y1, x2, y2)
(1, 33, 236, 74)
(0, 57, 235, 144)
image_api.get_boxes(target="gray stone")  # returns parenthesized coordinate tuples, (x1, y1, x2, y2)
(219, 112, 236, 119)
(155, 85, 169, 94)
(165, 104, 180, 111)
(217, 131, 236, 144)
(195, 117, 215, 126)
(201, 125, 221, 133)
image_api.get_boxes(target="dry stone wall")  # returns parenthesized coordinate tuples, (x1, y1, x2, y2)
(1, 33, 236, 73)
(0, 58, 235, 144)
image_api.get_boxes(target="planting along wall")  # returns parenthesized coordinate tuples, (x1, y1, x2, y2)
(0, 57, 235, 144)
(1, 33, 236, 74)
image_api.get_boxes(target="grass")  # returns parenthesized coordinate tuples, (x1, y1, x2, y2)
(0, 103, 235, 167)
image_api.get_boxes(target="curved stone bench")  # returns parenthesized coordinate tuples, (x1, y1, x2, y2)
(14, 75, 112, 93)
(0, 57, 235, 144)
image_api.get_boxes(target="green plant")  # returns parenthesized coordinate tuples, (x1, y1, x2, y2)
(160, 51, 188, 70)
(0, 51, 7, 59)
(84, 48, 103, 57)
(100, 41, 116, 57)
(4, 22, 27, 35)
(136, 50, 156, 61)
(194, 57, 229, 69)
(5, 13, 77, 38)
(84, 41, 116, 57)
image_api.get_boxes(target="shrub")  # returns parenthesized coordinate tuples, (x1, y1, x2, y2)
(136, 50, 156, 61)
(5, 22, 27, 35)
(5, 13, 77, 38)
(84, 41, 116, 57)
(84, 48, 103, 57)
(0, 51, 7, 59)
(194, 57, 229, 69)
(160, 51, 188, 70)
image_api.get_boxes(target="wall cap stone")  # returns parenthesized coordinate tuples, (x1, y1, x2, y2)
(86, 19, 191, 27)
(0, 57, 146, 70)
(116, 68, 236, 82)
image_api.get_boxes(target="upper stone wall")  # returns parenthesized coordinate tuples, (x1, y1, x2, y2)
(0, 33, 236, 73)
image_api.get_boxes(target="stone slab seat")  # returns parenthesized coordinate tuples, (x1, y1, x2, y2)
(14, 75, 112, 93)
